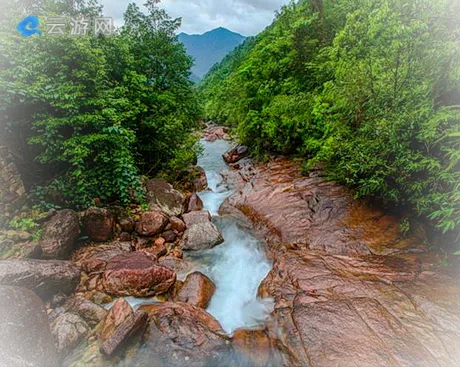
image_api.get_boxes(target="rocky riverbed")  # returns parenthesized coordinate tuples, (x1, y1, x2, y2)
(0, 125, 459, 366)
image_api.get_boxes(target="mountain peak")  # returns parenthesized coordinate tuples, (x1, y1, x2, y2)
(179, 28, 246, 80)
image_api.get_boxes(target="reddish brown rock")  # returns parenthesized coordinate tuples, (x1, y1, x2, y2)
(135, 211, 168, 237)
(170, 216, 186, 233)
(205, 133, 218, 142)
(231, 328, 283, 367)
(119, 232, 132, 242)
(40, 209, 81, 259)
(224, 157, 460, 366)
(165, 280, 184, 300)
(119, 216, 135, 233)
(143, 241, 167, 259)
(176, 271, 216, 308)
(81, 208, 115, 242)
(73, 241, 132, 273)
(100, 310, 148, 357)
(169, 248, 184, 259)
(161, 230, 177, 243)
(223, 145, 249, 164)
(103, 252, 176, 297)
(0, 286, 59, 366)
(186, 193, 204, 212)
(99, 298, 133, 341)
(138, 302, 232, 366)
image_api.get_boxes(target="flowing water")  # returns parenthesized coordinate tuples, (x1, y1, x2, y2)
(105, 139, 273, 334)
(190, 139, 273, 333)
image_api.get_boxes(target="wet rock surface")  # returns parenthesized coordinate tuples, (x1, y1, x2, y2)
(81, 207, 115, 242)
(137, 302, 233, 366)
(181, 221, 224, 251)
(51, 312, 91, 358)
(186, 193, 204, 212)
(223, 145, 249, 164)
(224, 157, 460, 366)
(145, 179, 186, 217)
(40, 209, 81, 259)
(0, 259, 80, 300)
(73, 241, 133, 273)
(0, 286, 59, 366)
(135, 211, 168, 237)
(103, 252, 176, 297)
(176, 271, 216, 308)
(100, 310, 148, 357)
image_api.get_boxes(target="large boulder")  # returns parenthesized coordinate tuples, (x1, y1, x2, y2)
(137, 302, 233, 366)
(223, 145, 249, 164)
(135, 211, 168, 237)
(51, 312, 90, 358)
(0, 259, 80, 300)
(177, 271, 216, 309)
(0, 286, 59, 366)
(40, 209, 81, 259)
(73, 241, 132, 273)
(182, 210, 212, 227)
(182, 222, 224, 252)
(103, 252, 176, 297)
(145, 179, 186, 217)
(81, 207, 115, 242)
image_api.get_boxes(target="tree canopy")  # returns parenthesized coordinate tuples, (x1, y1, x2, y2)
(1, 0, 201, 209)
(201, 0, 460, 238)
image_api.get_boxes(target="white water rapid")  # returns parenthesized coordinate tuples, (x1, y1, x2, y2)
(191, 139, 273, 333)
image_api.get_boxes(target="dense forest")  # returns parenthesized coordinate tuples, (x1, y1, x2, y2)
(1, 0, 201, 210)
(0, 0, 459, 245)
(201, 0, 460, 240)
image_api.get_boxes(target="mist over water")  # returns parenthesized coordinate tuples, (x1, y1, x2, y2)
(193, 140, 273, 333)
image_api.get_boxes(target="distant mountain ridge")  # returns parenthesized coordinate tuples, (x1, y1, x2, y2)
(179, 27, 246, 81)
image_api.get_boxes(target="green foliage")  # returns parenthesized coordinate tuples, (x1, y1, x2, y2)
(1, 0, 201, 209)
(9, 218, 38, 232)
(201, 0, 460, 239)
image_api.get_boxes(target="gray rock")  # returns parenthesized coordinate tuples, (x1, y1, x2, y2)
(182, 222, 224, 251)
(40, 209, 81, 259)
(51, 312, 90, 357)
(146, 179, 186, 217)
(182, 210, 212, 228)
(0, 286, 59, 366)
(0, 259, 80, 300)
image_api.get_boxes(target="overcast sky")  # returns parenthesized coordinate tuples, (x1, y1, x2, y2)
(99, 0, 290, 36)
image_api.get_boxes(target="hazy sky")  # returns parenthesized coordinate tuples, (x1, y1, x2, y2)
(99, 0, 290, 36)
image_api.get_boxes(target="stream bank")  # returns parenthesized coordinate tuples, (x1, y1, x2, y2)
(0, 126, 459, 366)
